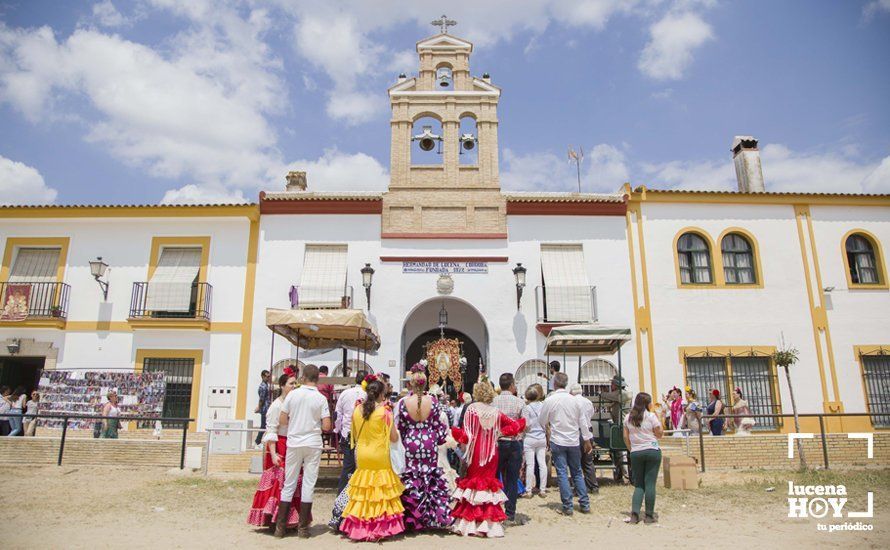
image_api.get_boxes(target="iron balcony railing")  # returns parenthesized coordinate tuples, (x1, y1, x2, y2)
(535, 285, 597, 323)
(128, 281, 212, 321)
(0, 281, 70, 319)
(289, 285, 354, 310)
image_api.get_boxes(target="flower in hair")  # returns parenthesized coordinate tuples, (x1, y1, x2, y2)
(410, 363, 425, 374)
(361, 373, 379, 390)
(283, 366, 296, 378)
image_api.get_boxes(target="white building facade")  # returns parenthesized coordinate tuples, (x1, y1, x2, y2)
(1, 31, 888, 434)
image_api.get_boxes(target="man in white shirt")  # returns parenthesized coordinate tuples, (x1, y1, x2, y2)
(570, 383, 599, 494)
(539, 373, 592, 516)
(276, 364, 331, 538)
(334, 369, 368, 493)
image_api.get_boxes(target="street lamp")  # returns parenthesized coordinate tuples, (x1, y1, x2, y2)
(361, 263, 375, 311)
(512, 262, 527, 310)
(89, 256, 109, 300)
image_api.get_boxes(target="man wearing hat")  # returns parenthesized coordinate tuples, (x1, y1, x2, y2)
(599, 375, 631, 482)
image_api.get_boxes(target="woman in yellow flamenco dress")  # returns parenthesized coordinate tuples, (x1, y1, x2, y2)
(340, 377, 406, 541)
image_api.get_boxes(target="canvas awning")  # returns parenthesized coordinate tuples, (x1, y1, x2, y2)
(545, 324, 631, 355)
(265, 308, 380, 353)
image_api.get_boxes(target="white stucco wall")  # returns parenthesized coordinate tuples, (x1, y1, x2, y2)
(0, 215, 252, 429)
(640, 202, 822, 412)
(246, 211, 637, 421)
(809, 205, 890, 414)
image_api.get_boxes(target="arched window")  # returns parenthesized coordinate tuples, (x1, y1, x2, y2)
(333, 359, 373, 378)
(580, 359, 617, 397)
(514, 359, 548, 396)
(721, 233, 756, 284)
(677, 232, 713, 284)
(846, 233, 880, 284)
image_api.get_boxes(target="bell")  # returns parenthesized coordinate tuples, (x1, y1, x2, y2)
(460, 133, 477, 151)
(436, 67, 452, 88)
(419, 138, 436, 152)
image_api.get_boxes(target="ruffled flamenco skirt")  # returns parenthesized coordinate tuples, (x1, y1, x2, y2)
(340, 468, 407, 541)
(247, 437, 309, 528)
(450, 475, 508, 538)
(400, 465, 454, 531)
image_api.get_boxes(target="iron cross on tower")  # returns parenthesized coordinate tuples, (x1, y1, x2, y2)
(431, 14, 457, 34)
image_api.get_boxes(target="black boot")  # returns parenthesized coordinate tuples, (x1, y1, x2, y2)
(297, 502, 312, 538)
(644, 513, 657, 524)
(625, 512, 640, 524)
(274, 502, 291, 538)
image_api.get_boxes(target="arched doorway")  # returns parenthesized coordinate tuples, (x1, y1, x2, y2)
(401, 297, 489, 395)
(405, 328, 481, 395)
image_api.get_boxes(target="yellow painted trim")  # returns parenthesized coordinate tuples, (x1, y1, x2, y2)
(672, 227, 721, 288)
(0, 237, 70, 283)
(135, 348, 203, 432)
(235, 218, 260, 420)
(0, 205, 259, 220)
(147, 236, 211, 282)
(127, 318, 211, 331)
(804, 211, 841, 404)
(627, 187, 890, 207)
(0, 319, 66, 329)
(716, 227, 765, 288)
(625, 207, 647, 394)
(45, 320, 241, 332)
(852, 345, 889, 432)
(633, 205, 658, 396)
(840, 229, 889, 290)
(794, 205, 830, 404)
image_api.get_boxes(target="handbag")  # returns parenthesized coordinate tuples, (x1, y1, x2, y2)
(390, 440, 406, 475)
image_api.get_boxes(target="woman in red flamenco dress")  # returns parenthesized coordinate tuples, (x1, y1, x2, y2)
(247, 369, 309, 529)
(450, 379, 526, 538)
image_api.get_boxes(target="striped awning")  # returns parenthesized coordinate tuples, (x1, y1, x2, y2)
(546, 324, 631, 355)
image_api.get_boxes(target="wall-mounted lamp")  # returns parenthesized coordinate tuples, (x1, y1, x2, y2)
(512, 262, 527, 310)
(6, 338, 20, 355)
(361, 263, 375, 311)
(89, 256, 109, 300)
(823, 286, 835, 293)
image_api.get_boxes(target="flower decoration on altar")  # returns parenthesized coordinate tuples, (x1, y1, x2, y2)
(459, 357, 467, 366)
(361, 373, 379, 390)
(419, 359, 428, 367)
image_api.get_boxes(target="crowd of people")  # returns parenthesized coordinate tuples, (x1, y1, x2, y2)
(0, 385, 39, 436)
(245, 359, 686, 540)
(658, 385, 756, 436)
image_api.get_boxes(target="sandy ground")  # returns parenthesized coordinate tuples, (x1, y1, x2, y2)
(1, 466, 888, 549)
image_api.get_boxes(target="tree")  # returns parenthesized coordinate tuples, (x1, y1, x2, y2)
(773, 344, 806, 470)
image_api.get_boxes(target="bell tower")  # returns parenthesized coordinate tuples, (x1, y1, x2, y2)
(382, 18, 506, 237)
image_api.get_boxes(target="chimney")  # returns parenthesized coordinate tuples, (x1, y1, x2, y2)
(285, 170, 307, 192)
(731, 136, 765, 193)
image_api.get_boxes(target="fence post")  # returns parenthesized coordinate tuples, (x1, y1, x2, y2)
(180, 421, 189, 470)
(818, 415, 829, 470)
(57, 416, 69, 466)
(698, 424, 705, 473)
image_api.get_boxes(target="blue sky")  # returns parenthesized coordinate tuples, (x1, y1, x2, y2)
(1, 0, 889, 205)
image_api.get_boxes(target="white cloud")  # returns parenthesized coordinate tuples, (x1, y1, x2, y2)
(641, 144, 890, 194)
(0, 155, 58, 205)
(0, 1, 287, 196)
(275, 149, 389, 192)
(91, 1, 131, 28)
(161, 184, 248, 205)
(638, 11, 713, 80)
(501, 143, 629, 192)
(863, 0, 890, 20)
